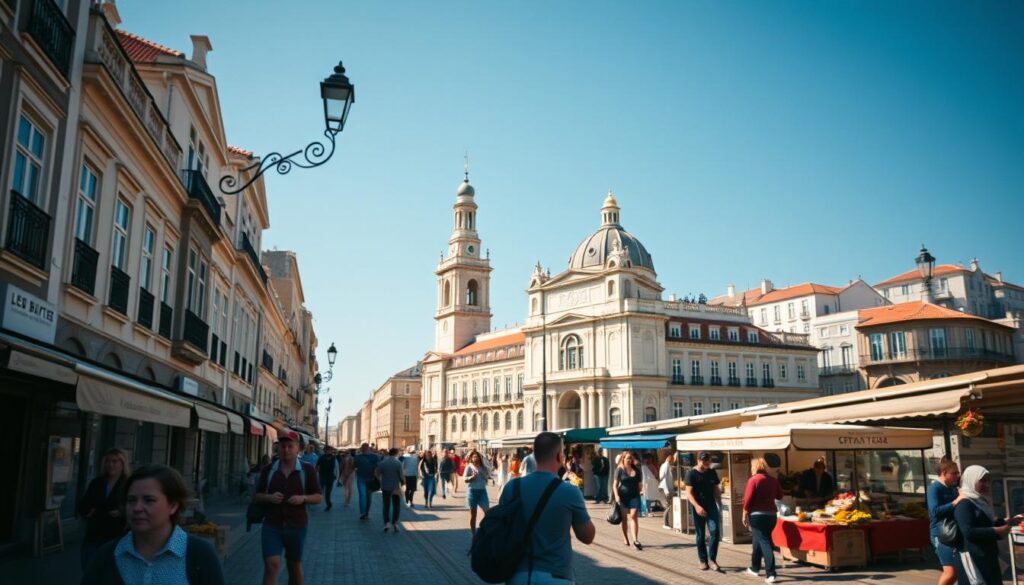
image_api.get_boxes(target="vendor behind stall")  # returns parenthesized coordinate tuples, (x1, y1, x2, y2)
(798, 458, 835, 501)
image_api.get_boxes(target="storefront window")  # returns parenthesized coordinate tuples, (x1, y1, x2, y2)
(833, 449, 927, 495)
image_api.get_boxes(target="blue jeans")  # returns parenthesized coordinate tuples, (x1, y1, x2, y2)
(422, 476, 436, 506)
(691, 505, 721, 563)
(594, 473, 608, 502)
(357, 477, 373, 516)
(749, 513, 777, 577)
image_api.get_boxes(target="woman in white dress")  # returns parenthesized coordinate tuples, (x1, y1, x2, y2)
(497, 453, 509, 489)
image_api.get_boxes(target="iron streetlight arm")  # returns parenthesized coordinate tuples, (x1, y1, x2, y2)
(218, 130, 338, 195)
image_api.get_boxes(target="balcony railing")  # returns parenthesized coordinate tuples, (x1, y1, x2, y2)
(504, 393, 512, 402)
(182, 309, 208, 353)
(516, 391, 523, 399)
(108, 266, 130, 315)
(158, 302, 172, 338)
(691, 375, 704, 385)
(137, 287, 154, 329)
(728, 376, 742, 387)
(240, 233, 267, 283)
(799, 309, 811, 320)
(70, 238, 99, 295)
(820, 365, 857, 376)
(861, 347, 1016, 365)
(460, 397, 468, 405)
(762, 377, 775, 388)
(26, 0, 75, 78)
(472, 396, 478, 404)
(671, 375, 685, 385)
(710, 376, 722, 386)
(5, 191, 51, 270)
(183, 170, 221, 228)
(746, 377, 759, 387)
(482, 393, 489, 403)
(492, 393, 500, 402)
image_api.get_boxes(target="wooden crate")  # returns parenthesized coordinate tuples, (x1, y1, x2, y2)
(780, 528, 867, 570)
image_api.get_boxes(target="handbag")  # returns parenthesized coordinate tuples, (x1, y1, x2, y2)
(367, 477, 381, 492)
(936, 516, 960, 547)
(606, 504, 622, 525)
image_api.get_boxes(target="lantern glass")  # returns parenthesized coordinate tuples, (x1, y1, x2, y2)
(327, 342, 338, 367)
(915, 246, 936, 280)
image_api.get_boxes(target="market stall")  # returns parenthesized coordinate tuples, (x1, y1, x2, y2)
(675, 423, 933, 568)
(563, 428, 607, 498)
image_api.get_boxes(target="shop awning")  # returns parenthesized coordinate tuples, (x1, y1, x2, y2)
(193, 403, 229, 434)
(75, 363, 191, 428)
(599, 433, 676, 450)
(563, 427, 607, 444)
(675, 423, 934, 452)
(490, 433, 540, 448)
(265, 424, 278, 442)
(248, 418, 266, 436)
(225, 411, 245, 435)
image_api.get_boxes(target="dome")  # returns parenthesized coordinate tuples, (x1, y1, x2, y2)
(568, 194, 655, 273)
(457, 179, 475, 197)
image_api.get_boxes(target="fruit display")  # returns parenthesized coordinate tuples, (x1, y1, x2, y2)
(720, 477, 730, 490)
(833, 509, 872, 525)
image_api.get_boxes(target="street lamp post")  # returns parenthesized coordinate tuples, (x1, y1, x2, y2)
(219, 62, 355, 195)
(541, 289, 548, 432)
(324, 397, 333, 446)
(916, 244, 936, 303)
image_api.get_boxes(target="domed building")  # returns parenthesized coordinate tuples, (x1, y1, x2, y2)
(417, 177, 821, 462)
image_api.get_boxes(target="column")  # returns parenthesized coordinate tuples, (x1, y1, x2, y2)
(549, 392, 559, 430)
(580, 391, 590, 428)
(597, 390, 607, 427)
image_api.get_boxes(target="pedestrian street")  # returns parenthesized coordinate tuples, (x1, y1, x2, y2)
(219, 483, 941, 585)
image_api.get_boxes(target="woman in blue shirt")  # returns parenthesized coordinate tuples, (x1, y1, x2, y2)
(926, 457, 964, 585)
(955, 465, 1020, 585)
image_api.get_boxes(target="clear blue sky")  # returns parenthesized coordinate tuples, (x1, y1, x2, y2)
(118, 1, 1024, 421)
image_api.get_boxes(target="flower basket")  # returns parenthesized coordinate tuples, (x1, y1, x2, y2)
(956, 409, 984, 437)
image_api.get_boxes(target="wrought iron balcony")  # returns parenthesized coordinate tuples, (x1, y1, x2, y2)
(240, 232, 267, 283)
(670, 375, 685, 385)
(482, 393, 489, 403)
(728, 376, 742, 387)
(70, 238, 99, 295)
(108, 266, 130, 315)
(800, 309, 811, 320)
(472, 396, 478, 404)
(137, 287, 155, 329)
(710, 376, 722, 386)
(819, 365, 857, 376)
(158, 302, 173, 338)
(5, 191, 50, 270)
(516, 391, 523, 399)
(746, 377, 759, 387)
(26, 0, 75, 78)
(492, 393, 500, 402)
(504, 393, 512, 402)
(460, 397, 468, 405)
(762, 377, 775, 388)
(183, 309, 208, 353)
(183, 170, 221, 228)
(861, 347, 1016, 365)
(691, 375, 704, 385)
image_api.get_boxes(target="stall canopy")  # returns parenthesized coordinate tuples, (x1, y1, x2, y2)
(600, 433, 676, 450)
(675, 423, 934, 452)
(193, 403, 229, 434)
(76, 363, 192, 428)
(563, 427, 607, 444)
(225, 412, 245, 435)
(607, 404, 774, 436)
(248, 418, 266, 436)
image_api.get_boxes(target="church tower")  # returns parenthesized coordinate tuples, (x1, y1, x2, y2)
(434, 165, 492, 354)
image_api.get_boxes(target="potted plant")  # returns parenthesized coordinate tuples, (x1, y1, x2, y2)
(955, 409, 984, 437)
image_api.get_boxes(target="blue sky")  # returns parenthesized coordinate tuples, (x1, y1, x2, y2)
(117, 1, 1024, 421)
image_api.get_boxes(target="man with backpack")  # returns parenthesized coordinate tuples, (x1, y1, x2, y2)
(473, 432, 595, 585)
(254, 429, 321, 585)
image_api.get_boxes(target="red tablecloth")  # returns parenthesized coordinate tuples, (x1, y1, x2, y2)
(772, 518, 929, 555)
(866, 518, 930, 554)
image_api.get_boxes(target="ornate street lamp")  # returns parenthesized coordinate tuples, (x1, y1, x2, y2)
(299, 342, 338, 394)
(219, 62, 355, 195)
(916, 244, 936, 303)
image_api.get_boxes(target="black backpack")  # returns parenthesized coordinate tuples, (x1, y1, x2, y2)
(471, 477, 561, 584)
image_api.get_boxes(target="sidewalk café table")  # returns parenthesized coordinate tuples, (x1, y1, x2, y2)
(674, 423, 934, 569)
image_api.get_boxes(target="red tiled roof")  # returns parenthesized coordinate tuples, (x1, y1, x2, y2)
(453, 332, 525, 356)
(707, 286, 762, 307)
(115, 30, 184, 63)
(856, 301, 1009, 329)
(228, 145, 254, 158)
(748, 283, 842, 306)
(874, 265, 967, 288)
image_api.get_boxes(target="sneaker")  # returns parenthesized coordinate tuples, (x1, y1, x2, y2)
(746, 569, 760, 578)
(765, 577, 776, 584)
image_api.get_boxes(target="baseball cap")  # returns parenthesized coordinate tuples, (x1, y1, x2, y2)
(278, 429, 300, 442)
(697, 451, 712, 461)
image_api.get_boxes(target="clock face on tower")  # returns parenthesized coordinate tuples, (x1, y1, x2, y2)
(467, 245, 475, 255)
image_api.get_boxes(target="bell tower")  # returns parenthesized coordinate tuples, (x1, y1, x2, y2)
(435, 163, 492, 354)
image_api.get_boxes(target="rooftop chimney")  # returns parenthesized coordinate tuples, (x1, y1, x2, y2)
(190, 35, 213, 71)
(970, 258, 980, 272)
(995, 272, 1003, 282)
(760, 278, 773, 295)
(668, 293, 678, 302)
(101, 1, 121, 27)
(726, 284, 736, 298)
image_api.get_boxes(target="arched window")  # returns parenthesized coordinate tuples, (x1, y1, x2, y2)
(644, 407, 657, 422)
(493, 412, 500, 431)
(505, 411, 513, 430)
(531, 298, 538, 314)
(481, 414, 489, 432)
(461, 415, 468, 432)
(517, 411, 524, 430)
(471, 415, 478, 432)
(559, 335, 584, 370)
(607, 280, 615, 297)
(467, 279, 479, 306)
(533, 412, 541, 431)
(451, 416, 457, 434)
(443, 281, 451, 306)
(623, 280, 633, 298)
(609, 407, 622, 427)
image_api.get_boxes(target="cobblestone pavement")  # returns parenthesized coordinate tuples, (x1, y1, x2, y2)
(223, 483, 942, 585)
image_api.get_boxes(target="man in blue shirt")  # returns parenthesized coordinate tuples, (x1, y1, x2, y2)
(301, 443, 320, 466)
(499, 432, 595, 584)
(354, 443, 381, 520)
(927, 457, 964, 585)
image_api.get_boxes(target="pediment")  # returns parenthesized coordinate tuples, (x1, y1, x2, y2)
(547, 312, 591, 326)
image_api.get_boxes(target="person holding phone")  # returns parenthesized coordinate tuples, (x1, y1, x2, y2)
(955, 465, 1022, 585)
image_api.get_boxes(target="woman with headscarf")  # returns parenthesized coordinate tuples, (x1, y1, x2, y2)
(954, 465, 1017, 585)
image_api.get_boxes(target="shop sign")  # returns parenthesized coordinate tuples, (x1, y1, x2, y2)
(177, 376, 199, 396)
(1, 283, 57, 344)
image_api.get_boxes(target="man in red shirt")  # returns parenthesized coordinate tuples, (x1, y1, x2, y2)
(450, 451, 462, 494)
(255, 430, 322, 585)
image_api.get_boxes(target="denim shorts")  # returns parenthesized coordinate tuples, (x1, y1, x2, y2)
(466, 488, 490, 510)
(620, 497, 641, 510)
(932, 536, 956, 567)
(262, 523, 307, 561)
